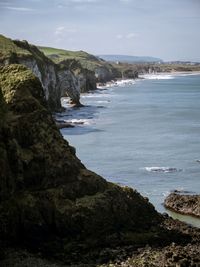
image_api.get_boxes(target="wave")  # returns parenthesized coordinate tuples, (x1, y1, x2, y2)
(144, 167, 182, 173)
(67, 119, 93, 125)
(97, 100, 110, 103)
(97, 79, 136, 89)
(81, 94, 108, 98)
(115, 79, 135, 86)
(140, 74, 175, 80)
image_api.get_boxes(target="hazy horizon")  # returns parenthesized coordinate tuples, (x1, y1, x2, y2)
(1, 0, 200, 62)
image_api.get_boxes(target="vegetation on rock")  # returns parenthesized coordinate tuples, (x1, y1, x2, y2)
(0, 35, 97, 111)
(1, 64, 198, 265)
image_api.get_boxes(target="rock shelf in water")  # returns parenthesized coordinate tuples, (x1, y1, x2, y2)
(164, 193, 200, 218)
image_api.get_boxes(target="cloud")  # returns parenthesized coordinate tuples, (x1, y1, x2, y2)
(126, 33, 137, 39)
(3, 6, 33, 11)
(116, 34, 123, 39)
(119, 0, 131, 2)
(54, 26, 77, 37)
(116, 33, 137, 40)
(70, 0, 98, 3)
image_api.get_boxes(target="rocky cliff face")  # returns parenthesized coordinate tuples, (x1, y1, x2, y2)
(0, 64, 170, 261)
(0, 35, 96, 110)
(0, 64, 199, 266)
(59, 59, 97, 94)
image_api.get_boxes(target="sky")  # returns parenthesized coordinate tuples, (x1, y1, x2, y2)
(0, 0, 200, 61)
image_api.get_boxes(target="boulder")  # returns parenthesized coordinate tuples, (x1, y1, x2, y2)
(164, 193, 200, 217)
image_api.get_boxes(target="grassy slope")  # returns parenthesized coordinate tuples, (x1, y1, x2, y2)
(38, 46, 116, 75)
(0, 35, 30, 58)
(38, 46, 102, 68)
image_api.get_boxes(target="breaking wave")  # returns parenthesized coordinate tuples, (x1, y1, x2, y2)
(140, 74, 175, 80)
(144, 167, 182, 173)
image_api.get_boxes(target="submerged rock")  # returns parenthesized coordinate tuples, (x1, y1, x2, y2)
(164, 193, 200, 218)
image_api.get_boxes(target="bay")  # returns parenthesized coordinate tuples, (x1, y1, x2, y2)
(61, 73, 200, 217)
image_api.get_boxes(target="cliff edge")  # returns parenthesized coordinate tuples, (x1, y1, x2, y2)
(0, 64, 161, 256)
(0, 65, 199, 265)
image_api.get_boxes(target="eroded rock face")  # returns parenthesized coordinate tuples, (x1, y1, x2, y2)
(0, 65, 166, 259)
(59, 59, 97, 94)
(0, 36, 89, 110)
(164, 193, 200, 218)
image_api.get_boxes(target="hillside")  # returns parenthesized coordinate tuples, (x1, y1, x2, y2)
(38, 46, 99, 65)
(0, 34, 30, 59)
(98, 54, 163, 63)
(38, 46, 122, 82)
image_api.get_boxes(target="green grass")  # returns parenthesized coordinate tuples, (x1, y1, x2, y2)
(0, 34, 30, 57)
(38, 46, 99, 62)
(38, 46, 104, 71)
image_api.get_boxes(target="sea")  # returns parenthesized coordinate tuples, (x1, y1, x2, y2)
(60, 73, 200, 226)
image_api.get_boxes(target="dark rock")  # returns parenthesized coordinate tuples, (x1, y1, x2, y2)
(0, 64, 199, 266)
(164, 193, 200, 218)
(0, 64, 166, 261)
(55, 121, 75, 129)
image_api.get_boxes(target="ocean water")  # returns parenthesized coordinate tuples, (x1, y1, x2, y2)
(61, 73, 200, 215)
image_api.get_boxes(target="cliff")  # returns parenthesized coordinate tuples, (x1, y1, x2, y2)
(38, 46, 122, 83)
(0, 64, 194, 265)
(0, 35, 97, 111)
(0, 65, 157, 247)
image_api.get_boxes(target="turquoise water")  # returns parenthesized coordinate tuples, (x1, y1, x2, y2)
(61, 73, 200, 214)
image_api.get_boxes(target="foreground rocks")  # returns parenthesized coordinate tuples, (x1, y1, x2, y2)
(0, 64, 199, 266)
(164, 193, 200, 218)
(1, 218, 200, 266)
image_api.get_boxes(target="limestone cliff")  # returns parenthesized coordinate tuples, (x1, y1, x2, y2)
(38, 46, 122, 83)
(0, 35, 91, 110)
(0, 64, 170, 261)
(59, 59, 97, 93)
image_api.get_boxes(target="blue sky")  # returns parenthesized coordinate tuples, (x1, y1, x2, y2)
(0, 0, 200, 61)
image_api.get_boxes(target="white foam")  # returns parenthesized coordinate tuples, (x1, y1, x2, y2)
(81, 94, 108, 98)
(96, 100, 110, 103)
(115, 79, 135, 86)
(162, 191, 171, 197)
(67, 119, 93, 125)
(140, 74, 174, 80)
(144, 167, 181, 173)
(97, 79, 135, 89)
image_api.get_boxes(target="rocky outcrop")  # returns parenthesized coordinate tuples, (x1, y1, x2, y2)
(0, 35, 89, 110)
(164, 193, 200, 217)
(95, 65, 120, 83)
(59, 59, 97, 93)
(0, 64, 200, 265)
(0, 64, 166, 260)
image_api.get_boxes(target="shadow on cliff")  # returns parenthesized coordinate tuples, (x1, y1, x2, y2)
(0, 64, 197, 266)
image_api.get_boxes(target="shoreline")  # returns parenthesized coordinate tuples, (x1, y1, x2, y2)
(58, 74, 200, 229)
(166, 209, 200, 228)
(97, 70, 200, 89)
